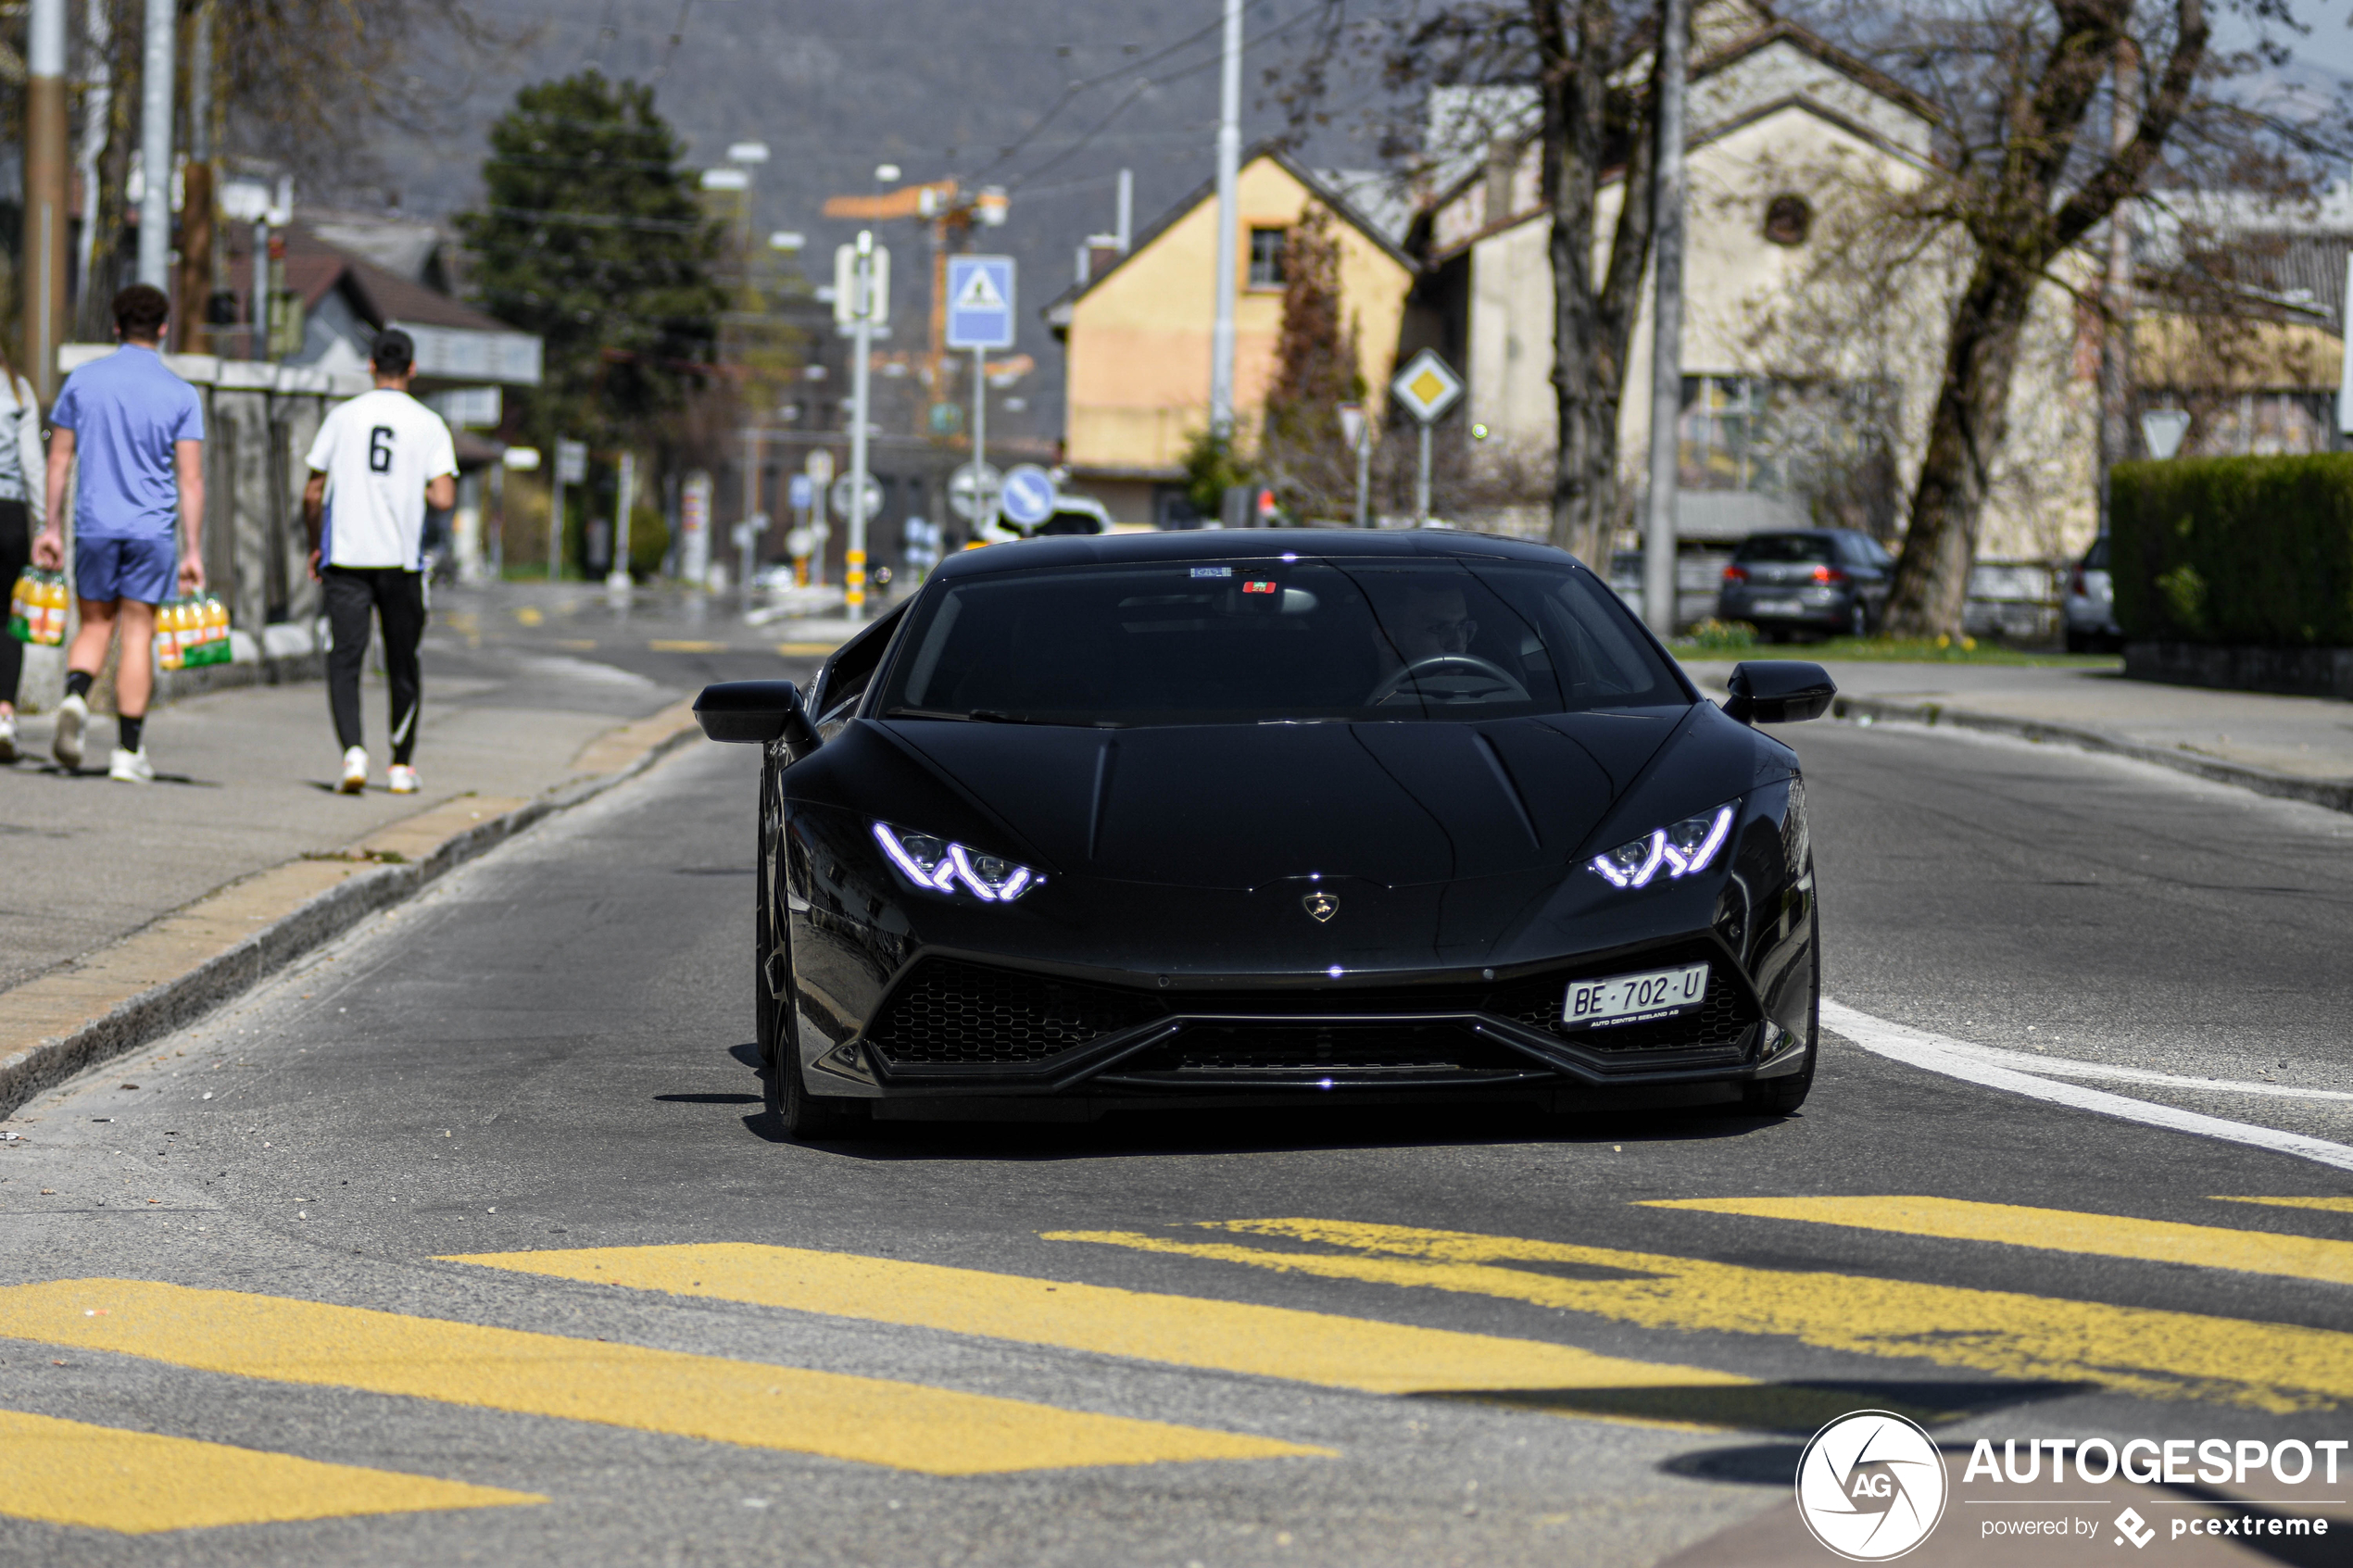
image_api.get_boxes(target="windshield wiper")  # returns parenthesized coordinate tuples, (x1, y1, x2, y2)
(884, 706, 1123, 728)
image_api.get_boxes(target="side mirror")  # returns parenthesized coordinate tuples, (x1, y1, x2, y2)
(695, 681, 819, 759)
(1724, 660, 1836, 724)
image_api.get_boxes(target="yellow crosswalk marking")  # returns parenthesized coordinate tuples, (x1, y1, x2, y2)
(1045, 1220, 2353, 1416)
(1641, 1196, 2353, 1287)
(446, 1243, 1763, 1425)
(0, 1280, 1319, 1475)
(0, 1409, 538, 1533)
(2215, 1196, 2353, 1216)
(777, 642, 838, 656)
(648, 639, 726, 653)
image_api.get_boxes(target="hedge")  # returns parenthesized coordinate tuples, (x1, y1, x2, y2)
(2109, 454, 2353, 646)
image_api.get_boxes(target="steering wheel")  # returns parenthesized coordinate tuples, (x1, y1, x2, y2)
(1366, 654, 1530, 706)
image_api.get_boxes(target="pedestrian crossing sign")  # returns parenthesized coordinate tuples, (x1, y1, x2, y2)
(947, 256, 1016, 350)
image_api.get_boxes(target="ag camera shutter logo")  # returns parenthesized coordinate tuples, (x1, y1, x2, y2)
(1795, 1411, 1949, 1561)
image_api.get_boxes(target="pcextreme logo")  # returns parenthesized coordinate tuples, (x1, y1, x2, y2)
(1796, 1411, 1950, 1561)
(1963, 1436, 2343, 1549)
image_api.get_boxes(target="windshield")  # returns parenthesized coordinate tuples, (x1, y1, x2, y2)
(1734, 533, 1836, 565)
(876, 556, 1688, 727)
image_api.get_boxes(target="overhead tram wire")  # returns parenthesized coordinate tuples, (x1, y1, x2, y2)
(997, 6, 1325, 195)
(649, 0, 695, 83)
(966, 11, 1238, 183)
(989, 5, 1329, 195)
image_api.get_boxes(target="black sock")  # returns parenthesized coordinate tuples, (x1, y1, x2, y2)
(118, 714, 143, 753)
(65, 670, 94, 700)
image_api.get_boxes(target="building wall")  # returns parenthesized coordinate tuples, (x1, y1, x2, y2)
(1459, 103, 2103, 562)
(1063, 157, 1416, 477)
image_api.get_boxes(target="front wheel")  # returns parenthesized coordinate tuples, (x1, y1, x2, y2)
(1741, 911, 1819, 1115)
(761, 974, 868, 1140)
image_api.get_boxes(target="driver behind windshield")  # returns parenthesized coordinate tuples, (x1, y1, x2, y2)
(1373, 583, 1481, 671)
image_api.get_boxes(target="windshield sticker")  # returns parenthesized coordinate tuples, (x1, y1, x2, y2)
(1242, 580, 1278, 595)
(1190, 566, 1233, 578)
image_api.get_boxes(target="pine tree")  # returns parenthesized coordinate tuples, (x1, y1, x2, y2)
(457, 72, 724, 450)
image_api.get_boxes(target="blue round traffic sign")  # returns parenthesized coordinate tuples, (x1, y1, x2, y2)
(1000, 464, 1059, 529)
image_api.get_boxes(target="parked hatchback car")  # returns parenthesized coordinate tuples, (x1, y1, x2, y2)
(2062, 535, 2120, 652)
(1718, 529, 1894, 640)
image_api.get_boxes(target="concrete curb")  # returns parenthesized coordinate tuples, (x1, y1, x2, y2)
(0, 707, 704, 1119)
(1829, 694, 2353, 815)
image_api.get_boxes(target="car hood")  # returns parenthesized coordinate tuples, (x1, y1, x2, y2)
(853, 711, 1693, 890)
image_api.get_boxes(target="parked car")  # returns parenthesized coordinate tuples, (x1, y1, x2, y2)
(1717, 529, 1894, 640)
(2062, 535, 2120, 652)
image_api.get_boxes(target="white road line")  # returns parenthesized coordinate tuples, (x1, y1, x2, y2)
(1891, 1037, 2353, 1102)
(1821, 999, 2353, 1175)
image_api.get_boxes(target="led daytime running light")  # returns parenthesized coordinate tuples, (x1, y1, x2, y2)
(1589, 805, 1734, 889)
(872, 822, 1043, 902)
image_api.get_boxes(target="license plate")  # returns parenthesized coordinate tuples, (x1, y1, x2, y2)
(1563, 962, 1710, 1029)
(1750, 598, 1805, 617)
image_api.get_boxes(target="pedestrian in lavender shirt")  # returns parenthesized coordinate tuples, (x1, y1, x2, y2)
(31, 284, 207, 782)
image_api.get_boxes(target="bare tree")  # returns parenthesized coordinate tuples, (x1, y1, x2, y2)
(1285, 0, 1678, 563)
(1872, 0, 2216, 635)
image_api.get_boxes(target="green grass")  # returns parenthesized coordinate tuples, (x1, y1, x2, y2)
(1671, 627, 2120, 667)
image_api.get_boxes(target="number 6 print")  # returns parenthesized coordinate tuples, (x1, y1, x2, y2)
(370, 426, 395, 473)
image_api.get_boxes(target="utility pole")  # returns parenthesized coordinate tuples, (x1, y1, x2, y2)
(135, 0, 176, 291)
(971, 345, 987, 533)
(1115, 168, 1133, 253)
(177, 2, 217, 352)
(548, 449, 566, 582)
(740, 426, 761, 608)
(23, 0, 68, 399)
(846, 231, 877, 622)
(1208, 0, 1242, 433)
(177, 1, 215, 352)
(1641, 0, 1692, 640)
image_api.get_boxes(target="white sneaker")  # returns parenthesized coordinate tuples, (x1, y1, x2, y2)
(339, 746, 369, 794)
(53, 693, 86, 769)
(387, 763, 420, 795)
(108, 746, 154, 784)
(0, 712, 17, 763)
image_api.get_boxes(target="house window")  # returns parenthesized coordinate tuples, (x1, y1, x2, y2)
(1679, 376, 1779, 493)
(1762, 194, 1813, 246)
(1248, 227, 1287, 289)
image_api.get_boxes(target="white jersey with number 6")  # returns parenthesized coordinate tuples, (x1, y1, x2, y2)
(306, 388, 459, 571)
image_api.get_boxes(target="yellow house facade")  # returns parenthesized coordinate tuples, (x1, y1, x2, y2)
(1050, 149, 1417, 524)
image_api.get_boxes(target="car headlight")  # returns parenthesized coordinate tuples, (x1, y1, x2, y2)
(871, 822, 1043, 902)
(1589, 805, 1734, 889)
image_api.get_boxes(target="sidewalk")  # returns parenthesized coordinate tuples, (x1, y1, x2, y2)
(0, 636, 712, 1114)
(1682, 658, 2353, 810)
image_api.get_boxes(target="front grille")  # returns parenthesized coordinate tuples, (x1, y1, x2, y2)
(1117, 1021, 1531, 1079)
(863, 947, 1755, 1069)
(865, 958, 1163, 1065)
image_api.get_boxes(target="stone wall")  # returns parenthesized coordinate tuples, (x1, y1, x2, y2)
(16, 349, 369, 713)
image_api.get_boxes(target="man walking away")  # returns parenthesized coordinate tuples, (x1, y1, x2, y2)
(303, 329, 457, 795)
(32, 283, 206, 782)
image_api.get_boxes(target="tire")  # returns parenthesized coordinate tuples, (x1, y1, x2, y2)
(754, 762, 865, 1141)
(2064, 627, 2087, 655)
(1741, 909, 1819, 1115)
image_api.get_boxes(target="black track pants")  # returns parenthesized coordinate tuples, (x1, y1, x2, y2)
(0, 499, 27, 707)
(323, 566, 426, 764)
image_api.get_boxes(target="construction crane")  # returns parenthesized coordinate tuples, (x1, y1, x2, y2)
(821, 179, 1009, 443)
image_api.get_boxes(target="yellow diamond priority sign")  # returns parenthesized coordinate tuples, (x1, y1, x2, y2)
(1390, 348, 1465, 425)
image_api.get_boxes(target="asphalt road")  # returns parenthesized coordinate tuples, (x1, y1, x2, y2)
(4, 702, 2351, 1566)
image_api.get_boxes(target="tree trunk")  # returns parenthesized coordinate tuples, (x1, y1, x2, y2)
(1881, 257, 2037, 636)
(1537, 0, 1663, 569)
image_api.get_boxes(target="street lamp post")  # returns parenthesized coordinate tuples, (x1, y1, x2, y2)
(846, 230, 877, 623)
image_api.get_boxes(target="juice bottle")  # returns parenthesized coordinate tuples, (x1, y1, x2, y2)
(39, 572, 66, 645)
(197, 596, 230, 664)
(158, 599, 182, 670)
